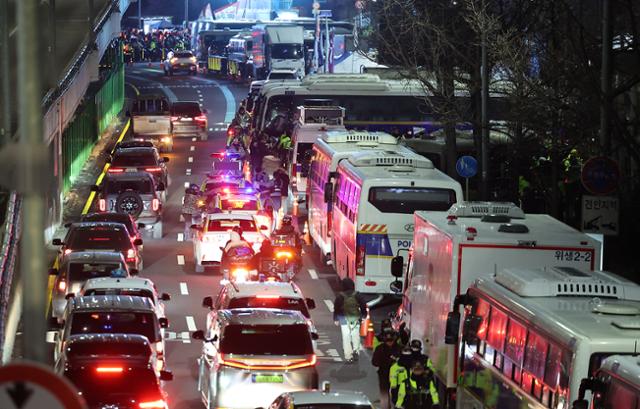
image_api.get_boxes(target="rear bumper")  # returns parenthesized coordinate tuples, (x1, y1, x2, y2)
(356, 275, 401, 294)
(170, 64, 196, 72)
(173, 124, 207, 137)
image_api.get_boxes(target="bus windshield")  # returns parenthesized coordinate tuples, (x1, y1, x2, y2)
(368, 187, 457, 213)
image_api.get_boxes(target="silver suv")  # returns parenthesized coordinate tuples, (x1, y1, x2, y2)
(92, 172, 164, 239)
(193, 309, 319, 409)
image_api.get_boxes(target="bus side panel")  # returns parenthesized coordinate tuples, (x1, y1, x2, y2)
(332, 206, 356, 281)
(409, 215, 455, 388)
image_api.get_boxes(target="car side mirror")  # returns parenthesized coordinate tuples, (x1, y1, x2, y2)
(163, 157, 170, 163)
(390, 256, 404, 278)
(160, 370, 174, 381)
(65, 293, 75, 300)
(137, 222, 146, 229)
(444, 311, 460, 345)
(156, 183, 166, 192)
(462, 314, 483, 344)
(48, 268, 59, 276)
(306, 298, 316, 310)
(159, 318, 169, 328)
(130, 269, 140, 276)
(260, 225, 268, 231)
(311, 332, 319, 340)
(52, 239, 63, 246)
(323, 182, 333, 203)
(160, 293, 171, 301)
(202, 296, 214, 309)
(390, 280, 403, 294)
(90, 185, 101, 192)
(134, 238, 144, 246)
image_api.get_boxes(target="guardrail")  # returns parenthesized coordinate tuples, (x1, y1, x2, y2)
(0, 192, 22, 359)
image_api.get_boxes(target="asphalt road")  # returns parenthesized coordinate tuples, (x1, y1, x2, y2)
(122, 64, 398, 409)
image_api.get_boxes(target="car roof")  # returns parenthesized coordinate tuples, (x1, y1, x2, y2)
(225, 281, 303, 298)
(82, 277, 155, 292)
(218, 308, 307, 326)
(104, 171, 156, 181)
(70, 295, 155, 313)
(63, 251, 126, 263)
(286, 390, 372, 405)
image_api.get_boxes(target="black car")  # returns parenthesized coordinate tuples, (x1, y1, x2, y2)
(108, 146, 169, 189)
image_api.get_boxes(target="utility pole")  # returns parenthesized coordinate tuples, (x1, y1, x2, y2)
(480, 0, 489, 199)
(600, 0, 612, 155)
(324, 17, 330, 73)
(138, 0, 142, 30)
(184, 0, 189, 28)
(0, 0, 10, 144)
(17, 0, 48, 364)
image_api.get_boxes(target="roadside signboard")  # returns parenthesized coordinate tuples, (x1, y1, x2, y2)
(456, 156, 477, 200)
(0, 362, 86, 409)
(582, 195, 619, 236)
(581, 156, 620, 195)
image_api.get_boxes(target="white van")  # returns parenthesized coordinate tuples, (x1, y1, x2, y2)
(307, 131, 414, 263)
(447, 267, 640, 409)
(288, 105, 346, 203)
(392, 202, 603, 402)
(332, 150, 463, 294)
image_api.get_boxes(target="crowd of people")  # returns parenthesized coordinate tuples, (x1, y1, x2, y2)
(121, 27, 192, 63)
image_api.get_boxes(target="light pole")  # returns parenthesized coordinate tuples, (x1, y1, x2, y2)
(184, 0, 189, 28)
(480, 0, 489, 199)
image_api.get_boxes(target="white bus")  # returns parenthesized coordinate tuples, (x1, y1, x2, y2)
(332, 150, 463, 294)
(307, 131, 414, 264)
(573, 355, 640, 409)
(446, 266, 640, 409)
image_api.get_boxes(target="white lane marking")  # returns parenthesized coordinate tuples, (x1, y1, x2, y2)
(192, 137, 197, 142)
(209, 127, 213, 131)
(324, 299, 334, 313)
(180, 282, 189, 295)
(183, 182, 189, 188)
(198, 97, 204, 101)
(190, 146, 195, 151)
(186, 168, 191, 176)
(188, 157, 193, 163)
(177, 233, 184, 242)
(181, 331, 191, 344)
(177, 255, 185, 265)
(308, 269, 318, 279)
(186, 316, 197, 332)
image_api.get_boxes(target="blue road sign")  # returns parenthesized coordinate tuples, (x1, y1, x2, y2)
(456, 156, 478, 178)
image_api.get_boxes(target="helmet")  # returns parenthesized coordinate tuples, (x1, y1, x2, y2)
(281, 215, 293, 227)
(401, 345, 412, 355)
(410, 339, 422, 352)
(383, 331, 396, 342)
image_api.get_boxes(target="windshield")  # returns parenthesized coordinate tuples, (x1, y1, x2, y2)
(269, 72, 296, 80)
(104, 179, 154, 194)
(296, 143, 314, 177)
(175, 51, 193, 58)
(70, 312, 159, 342)
(65, 367, 162, 406)
(228, 297, 310, 318)
(83, 214, 134, 234)
(68, 263, 122, 281)
(131, 99, 169, 114)
(207, 218, 256, 232)
(368, 187, 457, 213)
(66, 228, 132, 251)
(271, 44, 303, 59)
(220, 198, 258, 211)
(84, 289, 154, 302)
(171, 103, 201, 116)
(111, 152, 157, 167)
(220, 324, 312, 355)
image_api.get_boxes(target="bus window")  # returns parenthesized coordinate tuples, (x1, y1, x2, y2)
(487, 307, 507, 351)
(504, 319, 526, 365)
(474, 299, 490, 341)
(524, 331, 548, 381)
(544, 343, 569, 389)
(368, 187, 457, 213)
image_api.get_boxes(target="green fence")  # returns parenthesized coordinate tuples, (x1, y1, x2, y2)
(95, 63, 124, 134)
(61, 100, 98, 192)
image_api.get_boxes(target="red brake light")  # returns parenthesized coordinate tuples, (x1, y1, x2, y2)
(108, 168, 124, 173)
(275, 251, 292, 259)
(145, 167, 162, 172)
(126, 248, 136, 263)
(96, 366, 123, 374)
(227, 128, 235, 137)
(139, 400, 167, 409)
(57, 280, 67, 292)
(356, 244, 365, 276)
(98, 199, 106, 212)
(171, 116, 179, 121)
(152, 198, 160, 212)
(256, 295, 280, 299)
(195, 115, 207, 123)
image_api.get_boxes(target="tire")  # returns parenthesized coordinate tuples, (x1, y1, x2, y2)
(195, 263, 204, 273)
(116, 191, 144, 218)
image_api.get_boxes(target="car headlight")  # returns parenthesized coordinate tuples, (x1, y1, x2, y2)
(161, 137, 171, 143)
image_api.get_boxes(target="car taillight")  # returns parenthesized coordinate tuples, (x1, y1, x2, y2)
(145, 167, 162, 172)
(64, 249, 72, 255)
(227, 128, 234, 137)
(219, 354, 316, 370)
(170, 57, 178, 64)
(171, 116, 179, 121)
(139, 399, 167, 409)
(275, 250, 293, 259)
(152, 198, 160, 212)
(356, 244, 365, 276)
(231, 268, 249, 282)
(57, 280, 67, 292)
(126, 248, 136, 263)
(195, 115, 207, 123)
(96, 366, 123, 374)
(108, 168, 124, 173)
(98, 199, 106, 212)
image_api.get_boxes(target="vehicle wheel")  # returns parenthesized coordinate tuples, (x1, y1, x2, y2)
(195, 263, 204, 273)
(152, 223, 163, 239)
(116, 191, 144, 218)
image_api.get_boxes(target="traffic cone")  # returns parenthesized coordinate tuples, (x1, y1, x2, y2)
(364, 321, 375, 349)
(360, 313, 370, 337)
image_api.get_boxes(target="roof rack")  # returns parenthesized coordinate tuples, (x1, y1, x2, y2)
(496, 267, 640, 301)
(448, 201, 525, 219)
(347, 151, 434, 169)
(296, 105, 345, 126)
(323, 131, 397, 145)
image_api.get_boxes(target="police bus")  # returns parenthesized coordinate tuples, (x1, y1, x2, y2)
(331, 150, 462, 294)
(446, 266, 640, 409)
(307, 131, 414, 265)
(572, 355, 640, 409)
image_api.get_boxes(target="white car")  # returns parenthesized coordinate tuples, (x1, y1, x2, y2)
(263, 388, 373, 409)
(78, 276, 171, 322)
(191, 213, 268, 273)
(202, 280, 317, 344)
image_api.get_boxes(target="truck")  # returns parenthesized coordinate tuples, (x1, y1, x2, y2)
(129, 94, 173, 153)
(251, 24, 305, 80)
(389, 201, 603, 404)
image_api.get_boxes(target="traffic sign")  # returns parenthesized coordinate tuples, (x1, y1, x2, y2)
(581, 156, 620, 195)
(318, 9, 332, 17)
(582, 195, 619, 236)
(456, 156, 478, 178)
(0, 362, 86, 409)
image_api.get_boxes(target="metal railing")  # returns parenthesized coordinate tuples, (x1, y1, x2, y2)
(0, 192, 22, 360)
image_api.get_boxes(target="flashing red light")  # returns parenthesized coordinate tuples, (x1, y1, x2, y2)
(145, 167, 162, 172)
(108, 168, 124, 173)
(139, 400, 167, 409)
(256, 295, 280, 299)
(356, 244, 365, 276)
(126, 248, 136, 263)
(58, 280, 67, 292)
(466, 227, 478, 240)
(227, 128, 235, 137)
(98, 199, 106, 212)
(152, 198, 160, 212)
(275, 251, 292, 259)
(195, 115, 207, 123)
(170, 116, 179, 121)
(96, 366, 123, 374)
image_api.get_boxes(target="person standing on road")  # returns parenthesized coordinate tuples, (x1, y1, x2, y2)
(373, 331, 401, 409)
(409, 339, 434, 371)
(390, 346, 411, 406)
(182, 184, 200, 240)
(395, 361, 440, 409)
(333, 277, 367, 363)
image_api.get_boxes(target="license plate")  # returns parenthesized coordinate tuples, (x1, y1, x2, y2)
(180, 118, 193, 122)
(125, 168, 137, 172)
(252, 374, 283, 383)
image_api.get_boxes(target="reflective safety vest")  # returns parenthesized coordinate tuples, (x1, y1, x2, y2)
(389, 362, 408, 390)
(278, 134, 291, 150)
(396, 373, 440, 408)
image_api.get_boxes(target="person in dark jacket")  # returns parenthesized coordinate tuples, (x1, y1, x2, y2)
(373, 331, 402, 409)
(333, 277, 367, 363)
